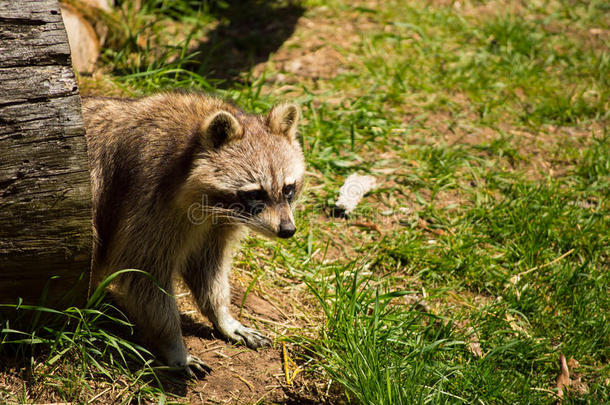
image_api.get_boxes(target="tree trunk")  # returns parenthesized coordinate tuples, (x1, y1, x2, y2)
(0, 0, 91, 308)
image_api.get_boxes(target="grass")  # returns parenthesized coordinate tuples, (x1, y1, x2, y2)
(2, 0, 609, 403)
(1, 272, 171, 403)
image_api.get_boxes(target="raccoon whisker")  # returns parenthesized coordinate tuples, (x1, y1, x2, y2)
(189, 212, 241, 224)
(199, 208, 255, 224)
(198, 207, 240, 216)
(195, 206, 263, 226)
(245, 217, 275, 231)
(205, 213, 249, 222)
(202, 206, 242, 215)
(203, 208, 249, 219)
(200, 207, 231, 214)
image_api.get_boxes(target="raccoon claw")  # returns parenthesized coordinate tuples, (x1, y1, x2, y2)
(234, 326, 272, 349)
(184, 354, 212, 379)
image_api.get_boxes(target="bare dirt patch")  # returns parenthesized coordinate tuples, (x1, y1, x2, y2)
(0, 282, 323, 405)
(170, 281, 325, 404)
(251, 5, 379, 85)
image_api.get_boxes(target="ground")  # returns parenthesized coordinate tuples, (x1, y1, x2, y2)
(1, 0, 608, 404)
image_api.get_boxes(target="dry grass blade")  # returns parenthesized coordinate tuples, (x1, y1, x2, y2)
(556, 353, 570, 401)
(466, 327, 483, 358)
(510, 249, 575, 285)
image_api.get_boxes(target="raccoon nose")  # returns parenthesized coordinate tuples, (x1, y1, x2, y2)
(277, 222, 296, 238)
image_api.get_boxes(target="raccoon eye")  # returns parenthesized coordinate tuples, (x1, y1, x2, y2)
(238, 188, 267, 202)
(283, 183, 296, 202)
(237, 188, 267, 215)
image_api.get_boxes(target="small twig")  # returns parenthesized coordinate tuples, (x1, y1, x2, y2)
(245, 313, 295, 328)
(531, 387, 557, 395)
(200, 344, 223, 354)
(446, 290, 475, 309)
(117, 381, 134, 402)
(30, 403, 73, 405)
(325, 378, 333, 397)
(556, 353, 570, 401)
(290, 301, 317, 328)
(254, 389, 274, 404)
(89, 387, 111, 403)
(514, 249, 575, 280)
(417, 218, 447, 236)
(282, 342, 290, 385)
(256, 288, 292, 319)
(352, 220, 383, 234)
(213, 350, 229, 359)
(234, 373, 254, 391)
(301, 248, 321, 266)
(282, 342, 303, 385)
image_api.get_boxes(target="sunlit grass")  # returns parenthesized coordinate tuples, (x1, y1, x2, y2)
(3, 0, 608, 403)
(0, 271, 173, 404)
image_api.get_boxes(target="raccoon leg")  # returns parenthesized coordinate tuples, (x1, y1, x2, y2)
(183, 229, 272, 349)
(119, 271, 210, 374)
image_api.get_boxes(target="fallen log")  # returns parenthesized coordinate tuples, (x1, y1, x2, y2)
(0, 0, 92, 308)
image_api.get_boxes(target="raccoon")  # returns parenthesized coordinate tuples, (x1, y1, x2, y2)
(82, 92, 305, 375)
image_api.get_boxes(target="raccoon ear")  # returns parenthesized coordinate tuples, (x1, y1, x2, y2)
(267, 103, 299, 141)
(201, 111, 243, 148)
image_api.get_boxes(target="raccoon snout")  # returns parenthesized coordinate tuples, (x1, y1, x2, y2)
(277, 221, 296, 238)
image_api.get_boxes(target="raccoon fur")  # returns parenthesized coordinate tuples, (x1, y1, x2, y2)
(82, 92, 305, 374)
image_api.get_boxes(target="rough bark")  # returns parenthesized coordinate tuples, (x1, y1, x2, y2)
(0, 0, 91, 308)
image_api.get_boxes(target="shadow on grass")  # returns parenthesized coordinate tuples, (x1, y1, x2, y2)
(0, 293, 224, 401)
(191, 0, 304, 85)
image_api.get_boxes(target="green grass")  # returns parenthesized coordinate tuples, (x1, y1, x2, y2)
(0, 272, 175, 404)
(3, 0, 609, 403)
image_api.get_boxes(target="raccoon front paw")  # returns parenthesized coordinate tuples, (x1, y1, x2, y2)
(216, 316, 272, 349)
(233, 324, 272, 349)
(161, 341, 212, 379)
(183, 354, 212, 379)
(167, 353, 212, 378)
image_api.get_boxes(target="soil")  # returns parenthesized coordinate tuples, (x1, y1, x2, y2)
(0, 284, 326, 404)
(170, 285, 323, 404)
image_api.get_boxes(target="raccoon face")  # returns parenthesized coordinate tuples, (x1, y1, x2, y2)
(184, 103, 305, 239)
(232, 104, 304, 239)
(236, 178, 299, 239)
